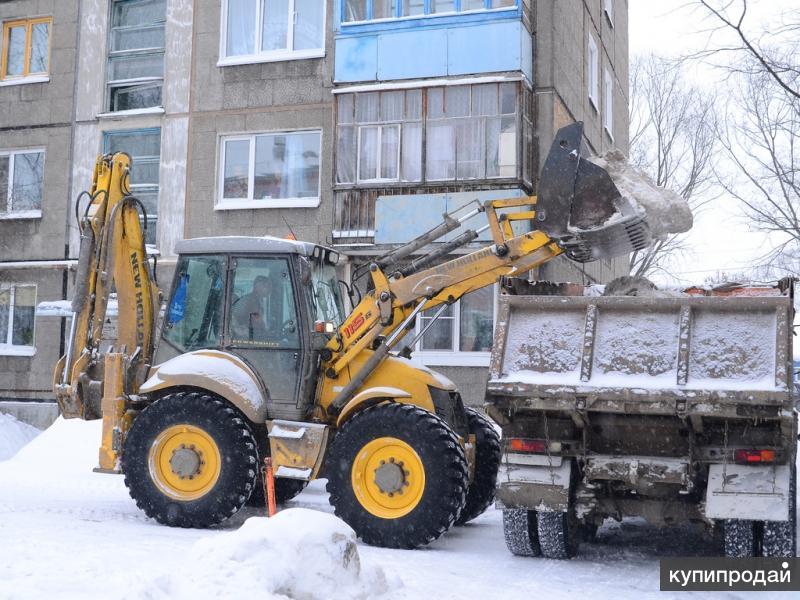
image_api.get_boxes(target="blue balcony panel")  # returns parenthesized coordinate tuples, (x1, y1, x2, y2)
(375, 188, 526, 245)
(335, 20, 532, 84)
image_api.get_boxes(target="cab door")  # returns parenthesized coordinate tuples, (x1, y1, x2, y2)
(224, 256, 304, 418)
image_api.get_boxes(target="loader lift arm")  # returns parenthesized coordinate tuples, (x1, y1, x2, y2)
(321, 122, 653, 417)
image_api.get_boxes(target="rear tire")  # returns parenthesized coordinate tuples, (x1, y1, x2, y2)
(456, 407, 501, 525)
(122, 391, 258, 528)
(502, 509, 540, 556)
(325, 403, 468, 549)
(538, 510, 579, 559)
(761, 463, 797, 557)
(722, 520, 758, 557)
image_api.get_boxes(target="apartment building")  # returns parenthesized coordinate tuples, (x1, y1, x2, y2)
(0, 0, 631, 409)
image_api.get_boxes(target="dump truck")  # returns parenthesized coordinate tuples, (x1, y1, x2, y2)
(487, 279, 798, 558)
(53, 122, 683, 548)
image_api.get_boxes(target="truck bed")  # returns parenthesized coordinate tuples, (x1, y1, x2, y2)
(487, 291, 794, 418)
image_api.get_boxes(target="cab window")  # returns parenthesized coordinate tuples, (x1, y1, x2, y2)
(228, 257, 299, 348)
(163, 255, 225, 351)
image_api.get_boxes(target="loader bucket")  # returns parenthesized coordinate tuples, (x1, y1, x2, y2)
(536, 122, 652, 262)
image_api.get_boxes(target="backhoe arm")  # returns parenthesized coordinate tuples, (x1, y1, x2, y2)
(53, 154, 159, 457)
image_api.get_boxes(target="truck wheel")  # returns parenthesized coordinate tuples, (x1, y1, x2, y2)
(722, 520, 759, 557)
(122, 391, 258, 528)
(325, 403, 469, 549)
(502, 509, 540, 556)
(456, 407, 501, 525)
(538, 510, 579, 559)
(761, 464, 797, 557)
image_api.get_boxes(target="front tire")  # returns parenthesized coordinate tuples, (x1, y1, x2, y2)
(123, 391, 258, 528)
(326, 403, 469, 549)
(456, 407, 501, 525)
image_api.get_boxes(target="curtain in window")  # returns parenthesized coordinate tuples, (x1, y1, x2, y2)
(456, 119, 484, 180)
(336, 126, 356, 184)
(262, 0, 289, 52)
(380, 126, 399, 179)
(12, 153, 44, 211)
(402, 0, 424, 16)
(486, 116, 516, 178)
(373, 0, 396, 19)
(294, 0, 324, 50)
(401, 122, 422, 182)
(358, 127, 379, 181)
(254, 133, 319, 200)
(227, 0, 257, 56)
(356, 92, 380, 123)
(459, 287, 493, 351)
(344, 0, 367, 22)
(430, 0, 455, 13)
(426, 122, 455, 180)
(421, 304, 454, 351)
(462, 0, 485, 11)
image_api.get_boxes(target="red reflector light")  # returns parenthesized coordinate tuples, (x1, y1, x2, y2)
(508, 438, 547, 453)
(733, 449, 776, 464)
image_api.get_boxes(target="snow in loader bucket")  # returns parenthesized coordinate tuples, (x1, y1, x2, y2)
(536, 122, 692, 261)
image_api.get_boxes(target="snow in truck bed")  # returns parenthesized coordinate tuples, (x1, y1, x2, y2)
(0, 418, 795, 599)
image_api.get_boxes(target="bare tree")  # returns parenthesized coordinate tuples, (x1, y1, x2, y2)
(628, 54, 719, 278)
(715, 62, 800, 276)
(691, 0, 799, 101)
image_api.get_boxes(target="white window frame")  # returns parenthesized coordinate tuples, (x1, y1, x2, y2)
(403, 284, 498, 367)
(604, 0, 613, 27)
(216, 129, 323, 210)
(106, 0, 166, 113)
(341, 0, 518, 25)
(356, 123, 401, 183)
(0, 283, 37, 356)
(603, 67, 614, 140)
(219, 0, 327, 66)
(0, 148, 45, 220)
(587, 33, 599, 111)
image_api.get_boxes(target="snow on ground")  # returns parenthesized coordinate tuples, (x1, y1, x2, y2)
(0, 419, 795, 600)
(0, 413, 41, 461)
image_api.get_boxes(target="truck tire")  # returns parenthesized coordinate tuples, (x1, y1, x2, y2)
(122, 391, 258, 528)
(722, 520, 758, 557)
(456, 407, 501, 525)
(325, 403, 469, 549)
(502, 509, 540, 556)
(761, 463, 797, 557)
(538, 510, 579, 559)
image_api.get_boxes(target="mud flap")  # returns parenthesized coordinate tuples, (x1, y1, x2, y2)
(704, 463, 792, 521)
(496, 454, 572, 511)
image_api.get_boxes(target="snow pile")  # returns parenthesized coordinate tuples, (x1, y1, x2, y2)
(0, 412, 41, 461)
(590, 150, 693, 237)
(139, 509, 392, 600)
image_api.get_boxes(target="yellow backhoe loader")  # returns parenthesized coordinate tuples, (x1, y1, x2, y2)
(54, 123, 657, 548)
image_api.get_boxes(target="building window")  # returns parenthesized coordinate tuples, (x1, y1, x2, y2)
(604, 0, 613, 26)
(1, 17, 51, 82)
(342, 0, 516, 23)
(603, 68, 613, 139)
(337, 90, 421, 184)
(104, 129, 161, 245)
(336, 83, 523, 186)
(0, 284, 36, 354)
(587, 33, 599, 110)
(399, 285, 495, 366)
(218, 130, 322, 209)
(223, 0, 325, 62)
(0, 150, 45, 218)
(107, 0, 166, 112)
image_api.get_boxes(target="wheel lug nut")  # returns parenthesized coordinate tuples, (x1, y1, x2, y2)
(403, 481, 409, 486)
(404, 470, 410, 476)
(388, 492, 394, 497)
(380, 460, 385, 465)
(389, 457, 395, 463)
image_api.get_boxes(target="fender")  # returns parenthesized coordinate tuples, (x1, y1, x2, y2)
(139, 349, 268, 423)
(336, 386, 412, 426)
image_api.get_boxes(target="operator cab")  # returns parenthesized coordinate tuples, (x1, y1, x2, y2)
(154, 236, 345, 420)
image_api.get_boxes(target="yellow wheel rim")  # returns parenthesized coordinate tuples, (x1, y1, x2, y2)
(351, 437, 425, 519)
(147, 424, 221, 501)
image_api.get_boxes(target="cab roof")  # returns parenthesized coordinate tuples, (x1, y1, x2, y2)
(175, 236, 320, 256)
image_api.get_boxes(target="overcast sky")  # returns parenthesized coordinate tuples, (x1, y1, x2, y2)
(628, 0, 795, 285)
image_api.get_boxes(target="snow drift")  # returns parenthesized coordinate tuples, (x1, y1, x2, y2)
(138, 509, 392, 600)
(0, 412, 41, 461)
